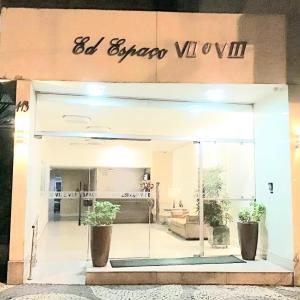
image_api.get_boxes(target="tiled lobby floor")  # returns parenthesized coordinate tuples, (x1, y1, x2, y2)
(29, 221, 291, 284)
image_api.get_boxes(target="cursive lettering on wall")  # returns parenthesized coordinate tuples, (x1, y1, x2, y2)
(72, 36, 248, 62)
(73, 37, 105, 55)
(72, 36, 168, 63)
(107, 38, 168, 63)
(174, 41, 247, 59)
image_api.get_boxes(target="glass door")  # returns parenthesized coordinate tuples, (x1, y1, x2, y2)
(147, 140, 256, 260)
(149, 141, 202, 259)
(47, 147, 152, 265)
(73, 165, 152, 260)
(199, 141, 256, 257)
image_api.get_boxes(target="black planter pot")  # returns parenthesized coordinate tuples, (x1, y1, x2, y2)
(91, 225, 112, 267)
(237, 222, 258, 260)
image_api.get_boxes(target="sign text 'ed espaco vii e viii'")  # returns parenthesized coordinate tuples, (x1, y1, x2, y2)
(72, 36, 248, 63)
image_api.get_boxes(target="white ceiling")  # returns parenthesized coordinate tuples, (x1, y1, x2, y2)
(35, 93, 254, 141)
(43, 137, 189, 152)
(33, 81, 286, 104)
(33, 81, 286, 150)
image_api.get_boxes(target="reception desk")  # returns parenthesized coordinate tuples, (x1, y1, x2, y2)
(96, 198, 153, 223)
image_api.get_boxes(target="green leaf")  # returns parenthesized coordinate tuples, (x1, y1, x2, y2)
(197, 167, 232, 227)
(83, 201, 120, 226)
(238, 201, 265, 223)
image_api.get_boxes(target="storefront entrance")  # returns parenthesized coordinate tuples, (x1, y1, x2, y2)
(23, 81, 293, 284)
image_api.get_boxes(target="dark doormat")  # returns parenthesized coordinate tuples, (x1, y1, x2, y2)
(110, 255, 246, 268)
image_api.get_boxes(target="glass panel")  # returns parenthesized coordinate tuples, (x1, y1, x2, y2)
(90, 167, 151, 259)
(201, 142, 255, 257)
(109, 199, 151, 259)
(34, 89, 256, 267)
(149, 142, 201, 258)
(48, 165, 151, 261)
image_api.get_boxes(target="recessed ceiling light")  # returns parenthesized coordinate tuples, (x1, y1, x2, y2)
(86, 84, 105, 96)
(62, 115, 91, 123)
(86, 125, 111, 132)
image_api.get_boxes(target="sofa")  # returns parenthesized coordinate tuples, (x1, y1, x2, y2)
(169, 212, 209, 240)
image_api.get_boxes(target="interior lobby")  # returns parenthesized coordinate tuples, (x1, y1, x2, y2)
(16, 81, 293, 284)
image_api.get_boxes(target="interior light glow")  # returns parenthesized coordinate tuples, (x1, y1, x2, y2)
(86, 84, 105, 96)
(205, 89, 224, 102)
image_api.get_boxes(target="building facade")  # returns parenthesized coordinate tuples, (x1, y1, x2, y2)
(0, 0, 300, 286)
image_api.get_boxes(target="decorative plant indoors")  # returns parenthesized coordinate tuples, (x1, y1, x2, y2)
(197, 167, 232, 248)
(84, 201, 120, 267)
(140, 179, 154, 193)
(238, 201, 265, 260)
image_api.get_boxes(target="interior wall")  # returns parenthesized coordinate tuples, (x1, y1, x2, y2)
(50, 169, 89, 217)
(172, 143, 198, 212)
(44, 141, 152, 216)
(97, 167, 145, 193)
(43, 140, 152, 168)
(152, 151, 173, 210)
(254, 87, 294, 269)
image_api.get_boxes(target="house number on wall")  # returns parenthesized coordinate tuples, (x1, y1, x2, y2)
(72, 36, 248, 62)
(16, 101, 29, 112)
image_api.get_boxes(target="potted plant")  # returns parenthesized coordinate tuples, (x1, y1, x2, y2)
(197, 167, 232, 247)
(83, 201, 120, 267)
(204, 199, 232, 247)
(238, 201, 265, 260)
(140, 179, 154, 194)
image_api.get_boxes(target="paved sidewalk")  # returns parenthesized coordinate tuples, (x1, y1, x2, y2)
(1, 284, 300, 300)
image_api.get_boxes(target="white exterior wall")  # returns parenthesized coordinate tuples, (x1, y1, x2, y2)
(254, 87, 294, 269)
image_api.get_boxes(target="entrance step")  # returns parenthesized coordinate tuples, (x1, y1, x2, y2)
(86, 260, 293, 285)
(86, 270, 293, 285)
